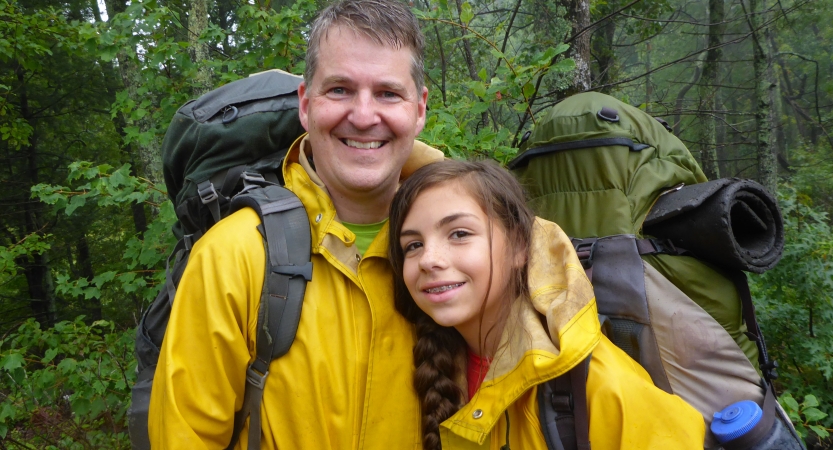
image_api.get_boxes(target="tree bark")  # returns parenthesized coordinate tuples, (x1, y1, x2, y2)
(697, 0, 723, 180)
(76, 234, 102, 322)
(188, 0, 212, 97)
(16, 65, 58, 327)
(102, 0, 163, 187)
(563, 0, 591, 94)
(453, 0, 488, 130)
(592, 18, 616, 93)
(749, 0, 777, 194)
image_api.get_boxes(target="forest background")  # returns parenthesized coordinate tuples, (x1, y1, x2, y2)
(1, 0, 831, 447)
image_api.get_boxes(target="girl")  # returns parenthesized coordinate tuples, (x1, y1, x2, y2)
(389, 160, 705, 450)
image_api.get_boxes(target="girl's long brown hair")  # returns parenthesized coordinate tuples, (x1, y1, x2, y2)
(389, 160, 535, 450)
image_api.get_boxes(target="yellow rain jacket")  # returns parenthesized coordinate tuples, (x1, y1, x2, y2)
(148, 135, 444, 449)
(440, 219, 706, 449)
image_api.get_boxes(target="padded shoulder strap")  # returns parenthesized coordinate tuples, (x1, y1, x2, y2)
(225, 184, 312, 450)
(538, 356, 592, 450)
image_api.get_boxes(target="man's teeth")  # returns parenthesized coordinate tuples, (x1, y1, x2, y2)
(344, 139, 383, 149)
(426, 283, 463, 294)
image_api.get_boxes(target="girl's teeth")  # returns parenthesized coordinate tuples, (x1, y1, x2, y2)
(426, 283, 463, 293)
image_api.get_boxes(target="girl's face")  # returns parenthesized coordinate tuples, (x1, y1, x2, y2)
(398, 181, 513, 349)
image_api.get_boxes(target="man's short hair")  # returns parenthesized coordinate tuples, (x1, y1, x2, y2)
(304, 0, 425, 93)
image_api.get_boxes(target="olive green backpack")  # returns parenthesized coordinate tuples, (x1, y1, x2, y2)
(511, 92, 803, 449)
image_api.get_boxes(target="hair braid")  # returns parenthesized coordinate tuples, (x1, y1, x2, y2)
(412, 315, 466, 450)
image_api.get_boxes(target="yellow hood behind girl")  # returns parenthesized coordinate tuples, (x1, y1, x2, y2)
(439, 218, 706, 449)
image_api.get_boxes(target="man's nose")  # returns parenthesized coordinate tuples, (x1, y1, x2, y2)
(348, 90, 382, 130)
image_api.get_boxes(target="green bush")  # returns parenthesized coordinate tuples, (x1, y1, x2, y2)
(749, 185, 833, 443)
(0, 318, 135, 449)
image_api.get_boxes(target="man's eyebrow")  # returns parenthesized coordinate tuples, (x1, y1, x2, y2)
(378, 80, 408, 92)
(319, 75, 350, 86)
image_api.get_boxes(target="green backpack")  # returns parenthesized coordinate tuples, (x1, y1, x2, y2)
(129, 70, 310, 450)
(511, 92, 803, 449)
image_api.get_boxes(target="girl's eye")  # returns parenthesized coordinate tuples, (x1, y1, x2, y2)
(403, 241, 423, 253)
(450, 230, 470, 240)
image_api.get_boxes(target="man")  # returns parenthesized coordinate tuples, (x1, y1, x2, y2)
(148, 0, 443, 448)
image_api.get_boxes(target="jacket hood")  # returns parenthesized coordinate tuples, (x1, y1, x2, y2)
(441, 218, 600, 445)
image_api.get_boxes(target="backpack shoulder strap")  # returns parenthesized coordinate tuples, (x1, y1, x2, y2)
(538, 355, 592, 450)
(225, 183, 312, 450)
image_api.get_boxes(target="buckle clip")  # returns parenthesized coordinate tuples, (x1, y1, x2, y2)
(246, 366, 270, 390)
(573, 240, 597, 270)
(197, 182, 219, 205)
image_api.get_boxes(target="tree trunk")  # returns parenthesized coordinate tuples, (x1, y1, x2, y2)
(645, 41, 652, 113)
(16, 65, 58, 327)
(697, 0, 723, 180)
(749, 0, 777, 194)
(188, 0, 212, 96)
(102, 0, 163, 187)
(563, 0, 591, 94)
(592, 18, 616, 93)
(453, 0, 488, 130)
(76, 234, 102, 322)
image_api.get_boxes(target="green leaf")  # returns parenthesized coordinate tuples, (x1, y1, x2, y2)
(1, 353, 24, 370)
(522, 82, 535, 99)
(470, 82, 486, 99)
(478, 67, 488, 82)
(460, 2, 474, 25)
(469, 102, 489, 115)
(809, 425, 830, 439)
(65, 194, 86, 216)
(551, 58, 577, 73)
(42, 348, 59, 364)
(781, 394, 800, 413)
(802, 394, 819, 408)
(803, 407, 828, 422)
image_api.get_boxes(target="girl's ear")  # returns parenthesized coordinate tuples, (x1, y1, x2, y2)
(512, 246, 527, 271)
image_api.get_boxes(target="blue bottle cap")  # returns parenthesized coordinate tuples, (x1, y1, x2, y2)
(711, 400, 763, 443)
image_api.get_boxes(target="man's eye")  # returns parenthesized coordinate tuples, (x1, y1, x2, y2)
(330, 87, 346, 95)
(381, 91, 399, 99)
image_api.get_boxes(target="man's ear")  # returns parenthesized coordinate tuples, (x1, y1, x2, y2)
(415, 86, 428, 135)
(298, 81, 310, 131)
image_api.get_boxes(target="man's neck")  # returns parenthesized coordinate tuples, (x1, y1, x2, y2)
(328, 189, 394, 224)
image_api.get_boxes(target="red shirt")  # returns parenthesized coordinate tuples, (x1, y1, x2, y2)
(467, 350, 492, 399)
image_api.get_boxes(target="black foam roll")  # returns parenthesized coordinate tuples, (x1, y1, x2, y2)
(643, 178, 784, 273)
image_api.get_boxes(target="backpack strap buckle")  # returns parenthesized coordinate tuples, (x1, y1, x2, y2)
(246, 366, 269, 390)
(273, 262, 313, 281)
(197, 181, 222, 223)
(572, 239, 597, 270)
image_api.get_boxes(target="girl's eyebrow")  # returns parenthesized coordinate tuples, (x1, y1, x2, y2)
(437, 212, 476, 228)
(399, 212, 478, 239)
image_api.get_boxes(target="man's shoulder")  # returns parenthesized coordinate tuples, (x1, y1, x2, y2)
(194, 207, 264, 253)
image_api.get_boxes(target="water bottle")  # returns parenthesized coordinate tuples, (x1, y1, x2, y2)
(711, 400, 803, 450)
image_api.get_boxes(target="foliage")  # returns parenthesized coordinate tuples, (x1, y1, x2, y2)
(780, 393, 832, 441)
(749, 185, 833, 443)
(0, 318, 134, 448)
(32, 162, 176, 309)
(415, 1, 575, 162)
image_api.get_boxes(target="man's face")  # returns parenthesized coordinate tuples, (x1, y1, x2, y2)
(299, 26, 428, 203)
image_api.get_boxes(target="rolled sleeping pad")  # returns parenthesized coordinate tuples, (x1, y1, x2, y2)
(643, 178, 784, 273)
